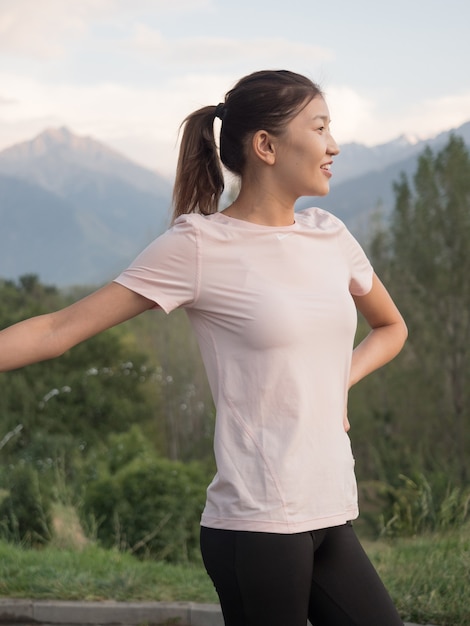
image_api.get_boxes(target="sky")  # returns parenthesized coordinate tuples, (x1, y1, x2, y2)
(1, 0, 469, 178)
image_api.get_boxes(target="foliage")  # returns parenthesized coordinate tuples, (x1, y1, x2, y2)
(353, 134, 470, 492)
(80, 426, 212, 563)
(360, 473, 470, 538)
(0, 462, 52, 545)
(389, 135, 470, 482)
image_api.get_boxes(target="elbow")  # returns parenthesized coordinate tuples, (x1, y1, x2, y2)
(50, 332, 75, 360)
(398, 316, 408, 350)
(51, 343, 68, 360)
(40, 336, 68, 362)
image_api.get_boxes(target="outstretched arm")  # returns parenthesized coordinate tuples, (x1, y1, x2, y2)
(0, 282, 154, 372)
(350, 272, 408, 388)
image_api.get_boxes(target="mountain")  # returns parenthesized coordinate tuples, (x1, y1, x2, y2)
(297, 120, 470, 239)
(330, 121, 470, 184)
(328, 134, 421, 184)
(1, 121, 469, 287)
(0, 128, 173, 286)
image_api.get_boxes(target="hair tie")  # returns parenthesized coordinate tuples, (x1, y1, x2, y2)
(214, 102, 226, 121)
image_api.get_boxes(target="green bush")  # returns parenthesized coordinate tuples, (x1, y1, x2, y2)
(372, 473, 470, 537)
(0, 462, 52, 545)
(81, 427, 210, 563)
(105, 425, 155, 474)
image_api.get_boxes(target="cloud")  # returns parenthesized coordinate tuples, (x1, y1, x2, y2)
(0, 95, 18, 106)
(402, 92, 470, 138)
(324, 85, 470, 147)
(126, 25, 333, 69)
(0, 0, 212, 58)
(0, 0, 90, 57)
(322, 85, 376, 144)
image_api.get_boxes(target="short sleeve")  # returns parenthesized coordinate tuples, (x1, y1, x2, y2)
(337, 222, 373, 296)
(113, 215, 200, 313)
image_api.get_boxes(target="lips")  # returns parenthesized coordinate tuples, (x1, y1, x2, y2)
(320, 162, 332, 177)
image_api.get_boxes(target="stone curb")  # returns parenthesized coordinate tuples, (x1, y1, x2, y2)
(0, 599, 435, 626)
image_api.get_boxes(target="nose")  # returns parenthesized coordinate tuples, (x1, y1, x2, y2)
(328, 133, 340, 156)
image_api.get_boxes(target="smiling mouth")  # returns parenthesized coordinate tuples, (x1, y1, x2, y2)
(320, 164, 332, 178)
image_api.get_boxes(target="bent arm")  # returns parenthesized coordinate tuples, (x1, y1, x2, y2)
(350, 273, 408, 388)
(0, 282, 155, 372)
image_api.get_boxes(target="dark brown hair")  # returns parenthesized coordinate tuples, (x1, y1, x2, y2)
(172, 70, 322, 222)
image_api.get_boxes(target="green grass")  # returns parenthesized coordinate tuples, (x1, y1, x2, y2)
(0, 541, 217, 603)
(364, 524, 470, 626)
(0, 525, 469, 625)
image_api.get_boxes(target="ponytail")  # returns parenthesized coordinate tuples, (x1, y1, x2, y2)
(171, 105, 224, 223)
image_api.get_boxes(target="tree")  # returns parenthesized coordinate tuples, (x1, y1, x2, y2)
(367, 135, 470, 483)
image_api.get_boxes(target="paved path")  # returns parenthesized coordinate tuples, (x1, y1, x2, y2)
(0, 599, 437, 626)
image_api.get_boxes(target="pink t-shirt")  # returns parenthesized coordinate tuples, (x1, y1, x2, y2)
(114, 207, 373, 533)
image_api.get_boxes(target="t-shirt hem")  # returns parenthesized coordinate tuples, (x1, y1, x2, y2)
(200, 508, 359, 534)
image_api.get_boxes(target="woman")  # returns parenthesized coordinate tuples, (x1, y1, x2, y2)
(0, 70, 407, 625)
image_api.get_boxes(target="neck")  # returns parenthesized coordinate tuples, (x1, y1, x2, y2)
(222, 185, 296, 227)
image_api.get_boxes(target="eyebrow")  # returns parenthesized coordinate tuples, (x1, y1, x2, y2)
(313, 115, 330, 122)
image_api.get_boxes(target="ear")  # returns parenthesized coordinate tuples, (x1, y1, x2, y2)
(251, 130, 276, 165)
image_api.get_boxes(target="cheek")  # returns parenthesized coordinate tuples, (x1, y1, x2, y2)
(290, 145, 317, 169)
(297, 137, 323, 163)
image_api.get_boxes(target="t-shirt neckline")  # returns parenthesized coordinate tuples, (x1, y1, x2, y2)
(210, 211, 299, 232)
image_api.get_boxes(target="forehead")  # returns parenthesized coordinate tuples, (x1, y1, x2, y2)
(300, 96, 330, 122)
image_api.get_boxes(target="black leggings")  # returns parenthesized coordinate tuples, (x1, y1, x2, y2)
(200, 523, 403, 626)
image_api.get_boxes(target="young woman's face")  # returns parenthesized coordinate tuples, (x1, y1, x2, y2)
(273, 96, 339, 199)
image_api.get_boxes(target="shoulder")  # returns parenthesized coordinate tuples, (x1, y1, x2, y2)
(166, 213, 203, 236)
(295, 207, 346, 233)
(155, 213, 207, 249)
(125, 214, 204, 267)
(297, 206, 372, 267)
(170, 211, 238, 244)
(170, 212, 226, 236)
